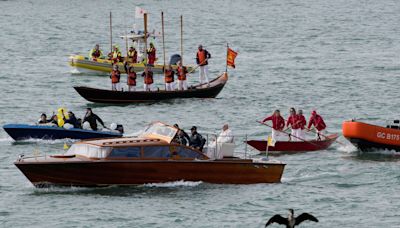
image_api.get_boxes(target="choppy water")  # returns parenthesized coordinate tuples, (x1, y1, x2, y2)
(1, 0, 400, 227)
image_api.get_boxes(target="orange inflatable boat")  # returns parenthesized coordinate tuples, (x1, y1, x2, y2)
(342, 120, 400, 151)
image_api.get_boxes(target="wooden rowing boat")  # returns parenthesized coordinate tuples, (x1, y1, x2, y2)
(74, 72, 228, 104)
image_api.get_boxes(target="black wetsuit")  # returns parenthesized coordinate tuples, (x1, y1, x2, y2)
(64, 114, 81, 128)
(83, 113, 105, 131)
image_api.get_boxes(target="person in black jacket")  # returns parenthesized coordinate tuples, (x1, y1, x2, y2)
(64, 111, 81, 129)
(173, 124, 190, 145)
(82, 108, 106, 131)
(189, 126, 206, 151)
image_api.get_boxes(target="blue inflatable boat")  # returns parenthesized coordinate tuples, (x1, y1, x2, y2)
(3, 124, 123, 141)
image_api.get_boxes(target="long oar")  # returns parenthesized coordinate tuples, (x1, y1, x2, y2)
(306, 127, 345, 146)
(256, 120, 323, 148)
(187, 57, 208, 75)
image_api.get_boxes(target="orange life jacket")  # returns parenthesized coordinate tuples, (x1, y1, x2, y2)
(177, 66, 187, 81)
(164, 70, 174, 83)
(197, 50, 207, 66)
(143, 71, 153, 85)
(127, 72, 137, 86)
(111, 70, 120, 83)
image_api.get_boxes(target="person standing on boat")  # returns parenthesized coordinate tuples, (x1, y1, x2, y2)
(147, 42, 156, 65)
(177, 61, 188, 90)
(173, 124, 190, 145)
(262, 110, 285, 141)
(189, 126, 206, 151)
(108, 46, 122, 64)
(127, 66, 137, 92)
(83, 108, 106, 131)
(196, 44, 211, 85)
(307, 110, 327, 140)
(286, 108, 300, 141)
(127, 46, 137, 63)
(110, 65, 121, 91)
(296, 109, 307, 140)
(164, 65, 175, 91)
(89, 44, 103, 59)
(142, 66, 154, 91)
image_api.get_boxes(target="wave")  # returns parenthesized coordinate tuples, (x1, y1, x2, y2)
(142, 180, 203, 188)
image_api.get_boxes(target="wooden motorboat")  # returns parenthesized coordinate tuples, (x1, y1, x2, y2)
(14, 122, 285, 187)
(74, 72, 228, 104)
(69, 55, 195, 75)
(343, 120, 400, 151)
(246, 134, 339, 154)
(3, 124, 122, 141)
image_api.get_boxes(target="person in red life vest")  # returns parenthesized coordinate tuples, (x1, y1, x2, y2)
(177, 61, 188, 90)
(286, 107, 300, 141)
(127, 46, 137, 63)
(196, 44, 211, 85)
(296, 109, 307, 140)
(127, 66, 137, 92)
(147, 42, 156, 65)
(89, 44, 103, 59)
(164, 65, 175, 91)
(142, 66, 154, 91)
(307, 110, 327, 140)
(262, 110, 285, 142)
(108, 46, 122, 64)
(110, 64, 121, 91)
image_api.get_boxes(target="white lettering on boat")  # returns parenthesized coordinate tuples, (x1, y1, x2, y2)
(377, 132, 400, 141)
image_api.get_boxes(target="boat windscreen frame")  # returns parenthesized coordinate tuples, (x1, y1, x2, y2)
(139, 122, 178, 143)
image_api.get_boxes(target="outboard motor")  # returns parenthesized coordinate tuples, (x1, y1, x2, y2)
(169, 54, 181, 65)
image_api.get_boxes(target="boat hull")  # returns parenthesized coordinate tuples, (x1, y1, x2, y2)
(3, 124, 122, 140)
(343, 121, 400, 152)
(74, 73, 228, 103)
(246, 134, 338, 154)
(15, 159, 285, 186)
(68, 55, 195, 75)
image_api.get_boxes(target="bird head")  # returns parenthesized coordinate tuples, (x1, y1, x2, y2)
(288, 209, 294, 217)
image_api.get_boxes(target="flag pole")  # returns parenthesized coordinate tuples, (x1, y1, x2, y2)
(180, 15, 183, 65)
(225, 43, 228, 72)
(143, 13, 148, 64)
(162, 12, 166, 69)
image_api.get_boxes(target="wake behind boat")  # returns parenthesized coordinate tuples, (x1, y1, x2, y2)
(3, 124, 122, 141)
(74, 72, 228, 104)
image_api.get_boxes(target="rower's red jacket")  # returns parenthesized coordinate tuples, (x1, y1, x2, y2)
(263, 115, 285, 130)
(307, 114, 326, 131)
(296, 114, 307, 129)
(286, 115, 300, 129)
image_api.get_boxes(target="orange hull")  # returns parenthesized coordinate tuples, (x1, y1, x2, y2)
(342, 121, 400, 151)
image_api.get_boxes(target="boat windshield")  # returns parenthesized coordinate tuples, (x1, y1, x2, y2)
(65, 144, 111, 159)
(139, 122, 177, 143)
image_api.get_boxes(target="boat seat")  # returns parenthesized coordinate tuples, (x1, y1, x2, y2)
(220, 143, 235, 157)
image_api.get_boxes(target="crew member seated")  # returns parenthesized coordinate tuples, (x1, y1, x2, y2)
(89, 44, 103, 59)
(189, 126, 206, 151)
(108, 45, 122, 64)
(82, 108, 106, 131)
(207, 124, 234, 159)
(64, 111, 81, 129)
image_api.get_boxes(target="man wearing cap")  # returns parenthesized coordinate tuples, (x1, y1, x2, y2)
(196, 44, 211, 85)
(307, 110, 327, 140)
(189, 126, 206, 151)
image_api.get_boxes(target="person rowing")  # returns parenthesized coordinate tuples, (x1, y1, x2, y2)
(286, 107, 300, 141)
(296, 110, 307, 140)
(307, 110, 327, 140)
(262, 110, 285, 142)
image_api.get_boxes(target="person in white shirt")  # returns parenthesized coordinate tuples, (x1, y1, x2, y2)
(207, 124, 234, 159)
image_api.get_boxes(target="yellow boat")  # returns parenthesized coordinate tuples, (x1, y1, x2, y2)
(68, 55, 195, 75)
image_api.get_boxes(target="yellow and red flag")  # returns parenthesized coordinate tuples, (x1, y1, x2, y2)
(226, 47, 238, 69)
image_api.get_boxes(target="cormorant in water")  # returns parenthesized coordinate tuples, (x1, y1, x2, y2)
(265, 209, 318, 227)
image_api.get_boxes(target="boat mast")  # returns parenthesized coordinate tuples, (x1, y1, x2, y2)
(180, 15, 183, 65)
(143, 13, 148, 64)
(162, 12, 166, 69)
(109, 12, 113, 55)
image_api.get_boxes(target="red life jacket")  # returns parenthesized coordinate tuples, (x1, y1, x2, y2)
(127, 72, 137, 86)
(92, 49, 101, 58)
(197, 50, 208, 66)
(177, 66, 187, 81)
(128, 50, 137, 63)
(164, 70, 174, 83)
(111, 70, 120, 83)
(147, 47, 156, 64)
(142, 71, 153, 85)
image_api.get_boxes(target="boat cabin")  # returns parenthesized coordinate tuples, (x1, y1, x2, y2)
(64, 122, 208, 160)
